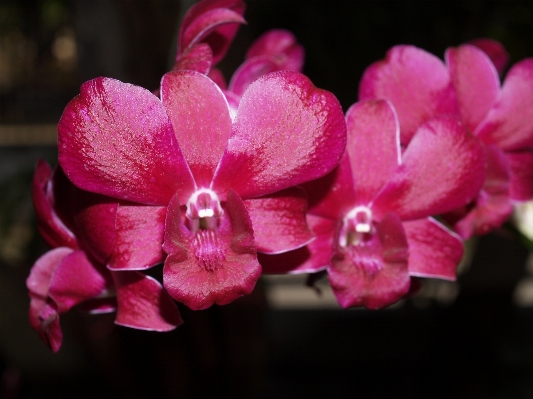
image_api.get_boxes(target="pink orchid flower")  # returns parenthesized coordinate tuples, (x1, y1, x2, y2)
(57, 70, 346, 310)
(359, 43, 533, 238)
(261, 100, 485, 309)
(28, 160, 182, 352)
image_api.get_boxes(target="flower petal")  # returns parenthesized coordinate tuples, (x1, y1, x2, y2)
(163, 190, 261, 310)
(108, 204, 166, 270)
(173, 43, 213, 74)
(468, 38, 509, 75)
(28, 296, 62, 353)
(345, 100, 400, 204)
(26, 247, 73, 298)
(113, 271, 183, 331)
(58, 77, 195, 205)
(372, 117, 486, 220)
(359, 45, 457, 144)
(258, 214, 336, 274)
(507, 150, 533, 200)
(328, 212, 410, 309)
(244, 187, 313, 254)
(403, 217, 463, 280)
(228, 56, 279, 97)
(245, 29, 304, 72)
(161, 71, 232, 187)
(213, 71, 346, 198)
(446, 45, 500, 134)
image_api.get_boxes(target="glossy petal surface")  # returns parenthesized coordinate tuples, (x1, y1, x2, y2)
(228, 56, 279, 97)
(213, 71, 346, 198)
(174, 43, 213, 74)
(58, 77, 194, 205)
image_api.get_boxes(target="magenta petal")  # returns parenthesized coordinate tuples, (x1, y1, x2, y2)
(161, 71, 232, 187)
(58, 77, 194, 205)
(180, 6, 246, 65)
(468, 38, 509, 75)
(372, 117, 486, 220)
(328, 212, 410, 309)
(32, 161, 77, 249)
(163, 190, 261, 310)
(48, 250, 110, 313)
(243, 187, 313, 254)
(108, 204, 166, 270)
(507, 150, 533, 200)
(29, 296, 62, 353)
(476, 58, 533, 151)
(403, 218, 463, 280)
(345, 100, 400, 204)
(213, 71, 346, 199)
(359, 45, 457, 144)
(228, 56, 279, 97)
(174, 43, 213, 74)
(446, 45, 500, 133)
(113, 271, 182, 331)
(246, 29, 304, 72)
(208, 68, 227, 89)
(27, 247, 73, 298)
(259, 214, 336, 274)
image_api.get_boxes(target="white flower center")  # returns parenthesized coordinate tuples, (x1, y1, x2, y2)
(340, 206, 374, 247)
(186, 188, 223, 232)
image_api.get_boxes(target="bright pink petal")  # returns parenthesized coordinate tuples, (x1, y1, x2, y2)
(48, 250, 111, 313)
(213, 71, 346, 199)
(108, 204, 166, 270)
(446, 145, 512, 238)
(31, 161, 77, 249)
(163, 190, 261, 310)
(246, 29, 304, 72)
(372, 117, 486, 220)
(345, 100, 400, 204)
(359, 45, 457, 144)
(403, 218, 463, 280)
(468, 38, 509, 74)
(259, 214, 336, 274)
(328, 212, 410, 309)
(28, 296, 62, 353)
(113, 271, 183, 331)
(446, 45, 500, 133)
(243, 187, 313, 254)
(228, 56, 279, 97)
(58, 77, 195, 205)
(507, 150, 533, 200)
(179, 3, 246, 65)
(26, 247, 73, 298)
(173, 43, 213, 74)
(476, 58, 533, 151)
(161, 71, 232, 187)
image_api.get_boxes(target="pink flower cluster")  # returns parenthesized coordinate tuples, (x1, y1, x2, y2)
(27, 0, 533, 351)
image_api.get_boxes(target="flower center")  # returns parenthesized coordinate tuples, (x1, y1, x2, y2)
(339, 206, 374, 247)
(192, 230, 225, 272)
(186, 188, 223, 232)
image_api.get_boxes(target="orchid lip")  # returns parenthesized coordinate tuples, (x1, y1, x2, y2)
(340, 206, 374, 246)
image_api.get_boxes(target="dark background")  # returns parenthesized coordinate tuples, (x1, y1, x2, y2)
(2, 1, 533, 398)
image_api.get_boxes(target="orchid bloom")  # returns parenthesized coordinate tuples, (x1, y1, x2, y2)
(28, 160, 182, 352)
(57, 69, 346, 310)
(359, 43, 533, 238)
(261, 100, 485, 309)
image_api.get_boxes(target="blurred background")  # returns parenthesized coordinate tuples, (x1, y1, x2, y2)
(2, 0, 533, 398)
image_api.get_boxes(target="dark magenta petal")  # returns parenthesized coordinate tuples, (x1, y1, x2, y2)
(113, 271, 183, 331)
(29, 296, 62, 353)
(328, 212, 410, 309)
(468, 38, 509, 75)
(244, 187, 313, 254)
(403, 218, 463, 280)
(213, 71, 346, 199)
(208, 68, 227, 89)
(446, 45, 500, 134)
(228, 56, 279, 97)
(446, 145, 512, 238)
(179, 1, 246, 65)
(26, 247, 73, 298)
(507, 150, 533, 200)
(31, 161, 77, 249)
(173, 43, 213, 74)
(163, 190, 261, 310)
(245, 29, 304, 72)
(259, 214, 336, 274)
(58, 77, 195, 205)
(161, 71, 232, 187)
(108, 204, 166, 270)
(372, 117, 486, 220)
(48, 250, 111, 313)
(345, 100, 400, 204)
(476, 58, 533, 151)
(359, 45, 457, 144)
